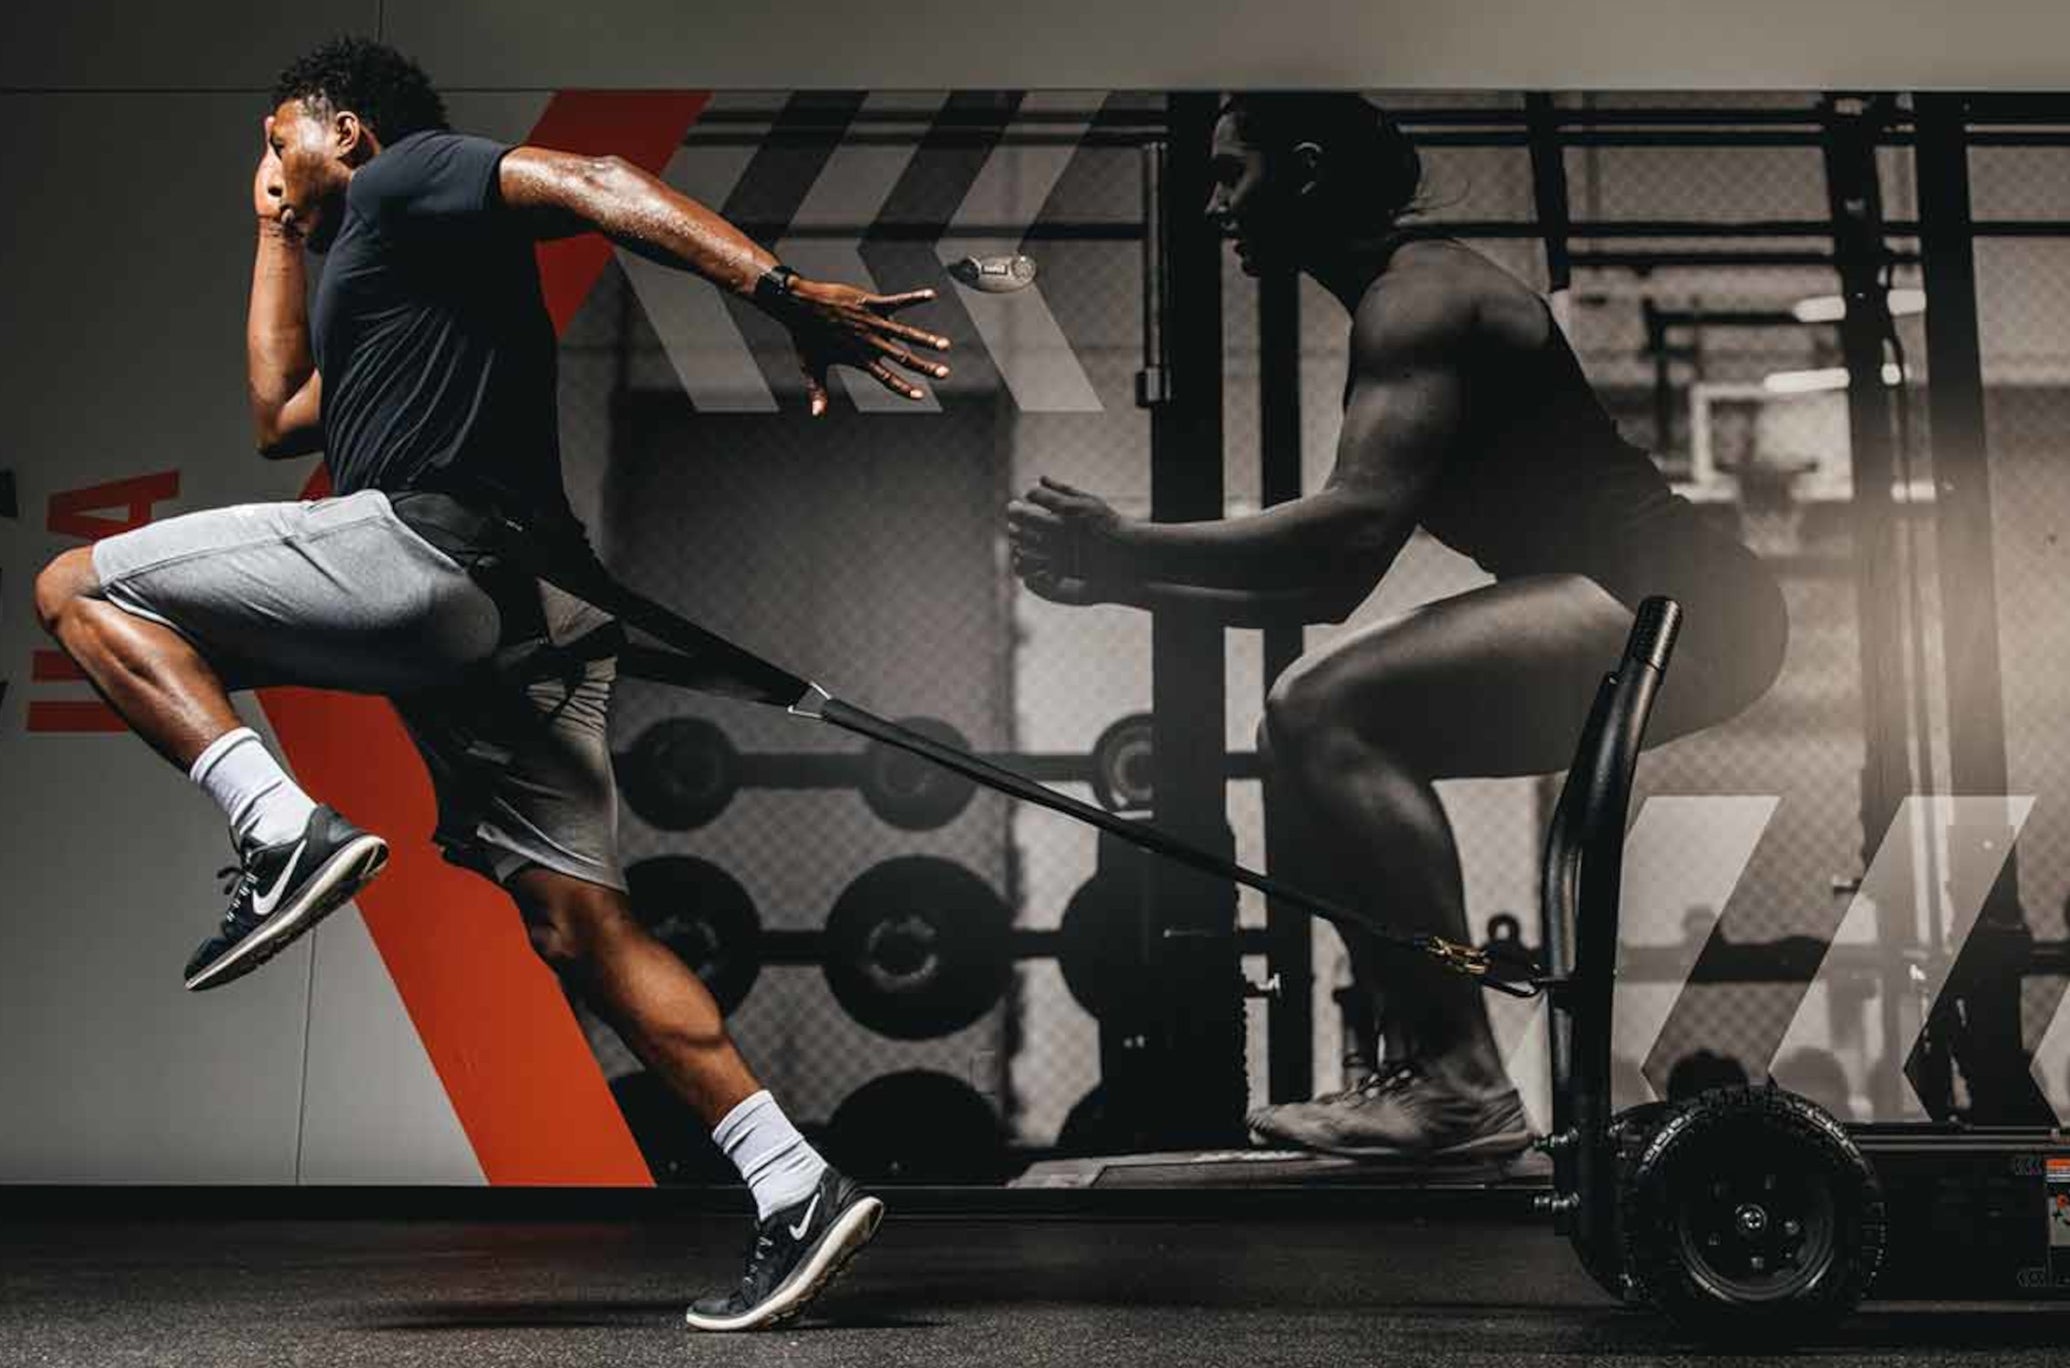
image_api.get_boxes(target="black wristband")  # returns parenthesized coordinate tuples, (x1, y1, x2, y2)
(753, 263, 800, 310)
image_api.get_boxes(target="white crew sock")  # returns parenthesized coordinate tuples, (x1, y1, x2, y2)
(189, 727, 318, 851)
(712, 1090, 829, 1222)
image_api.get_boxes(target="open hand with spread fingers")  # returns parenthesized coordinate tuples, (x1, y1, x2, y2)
(762, 273, 952, 416)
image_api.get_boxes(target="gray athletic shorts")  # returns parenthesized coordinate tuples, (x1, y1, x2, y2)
(90, 488, 626, 892)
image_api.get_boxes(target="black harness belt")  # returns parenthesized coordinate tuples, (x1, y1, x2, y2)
(456, 503, 1540, 998)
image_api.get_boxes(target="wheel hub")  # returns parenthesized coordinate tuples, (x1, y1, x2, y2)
(1682, 1162, 1834, 1299)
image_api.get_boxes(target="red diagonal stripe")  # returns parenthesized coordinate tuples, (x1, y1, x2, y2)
(27, 701, 126, 733)
(528, 91, 714, 333)
(33, 649, 86, 682)
(260, 91, 711, 1186)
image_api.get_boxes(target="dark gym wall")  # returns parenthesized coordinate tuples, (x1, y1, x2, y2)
(7, 1, 2070, 1182)
(9, 2, 2070, 91)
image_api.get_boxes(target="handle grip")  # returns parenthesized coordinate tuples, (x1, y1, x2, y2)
(1622, 596, 1683, 675)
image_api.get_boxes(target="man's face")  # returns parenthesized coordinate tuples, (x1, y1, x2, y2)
(1206, 112, 1303, 277)
(263, 98, 365, 251)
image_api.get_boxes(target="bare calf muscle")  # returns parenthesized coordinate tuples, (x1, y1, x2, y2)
(515, 868, 761, 1126)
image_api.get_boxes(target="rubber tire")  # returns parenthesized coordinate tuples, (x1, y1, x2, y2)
(1576, 1102, 1675, 1306)
(1619, 1085, 1883, 1344)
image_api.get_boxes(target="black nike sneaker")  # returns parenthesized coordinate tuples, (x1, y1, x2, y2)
(184, 806, 389, 992)
(685, 1167, 884, 1332)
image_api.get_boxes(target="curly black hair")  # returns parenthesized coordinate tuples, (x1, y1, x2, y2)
(272, 36, 448, 143)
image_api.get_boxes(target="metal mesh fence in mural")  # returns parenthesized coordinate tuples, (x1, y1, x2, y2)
(545, 90, 2070, 1172)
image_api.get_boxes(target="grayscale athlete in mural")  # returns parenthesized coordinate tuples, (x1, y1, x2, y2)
(1009, 93, 1790, 1160)
(31, 37, 948, 1329)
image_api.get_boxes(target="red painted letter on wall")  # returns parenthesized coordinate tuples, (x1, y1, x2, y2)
(28, 469, 183, 732)
(46, 470, 181, 542)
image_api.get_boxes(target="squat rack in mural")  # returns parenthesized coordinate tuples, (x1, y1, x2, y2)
(590, 93, 2070, 1140)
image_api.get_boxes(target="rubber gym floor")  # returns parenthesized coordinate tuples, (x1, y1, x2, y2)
(6, 1192, 2067, 1367)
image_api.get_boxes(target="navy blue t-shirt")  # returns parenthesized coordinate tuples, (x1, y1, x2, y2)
(311, 130, 570, 525)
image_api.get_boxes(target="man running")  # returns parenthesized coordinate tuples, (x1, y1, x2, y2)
(32, 37, 947, 1329)
(1008, 93, 1787, 1160)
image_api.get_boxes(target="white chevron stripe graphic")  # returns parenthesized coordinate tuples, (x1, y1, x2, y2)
(1487, 795, 1775, 1134)
(777, 92, 947, 412)
(1623, 796, 1778, 1108)
(1770, 794, 2032, 1120)
(938, 91, 1106, 413)
(2028, 962, 2070, 1124)
(617, 97, 775, 412)
(1488, 989, 1553, 1137)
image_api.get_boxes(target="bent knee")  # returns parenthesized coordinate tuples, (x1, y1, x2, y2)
(519, 883, 636, 974)
(32, 548, 99, 636)
(526, 909, 616, 975)
(1261, 646, 1439, 781)
(1262, 656, 1363, 759)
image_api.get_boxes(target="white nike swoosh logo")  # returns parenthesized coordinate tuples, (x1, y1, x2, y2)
(788, 1191, 822, 1240)
(251, 840, 307, 919)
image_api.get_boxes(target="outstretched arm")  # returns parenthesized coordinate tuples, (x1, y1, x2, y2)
(497, 147, 950, 415)
(1009, 271, 1473, 613)
(1020, 575, 1365, 627)
(248, 119, 321, 458)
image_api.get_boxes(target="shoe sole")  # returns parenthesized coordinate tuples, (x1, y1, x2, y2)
(184, 836, 389, 992)
(1247, 1108, 1534, 1161)
(683, 1196, 885, 1333)
(1305, 1125, 1535, 1162)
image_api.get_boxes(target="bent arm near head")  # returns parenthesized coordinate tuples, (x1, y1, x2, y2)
(497, 146, 774, 297)
(257, 372, 322, 459)
(248, 223, 321, 457)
